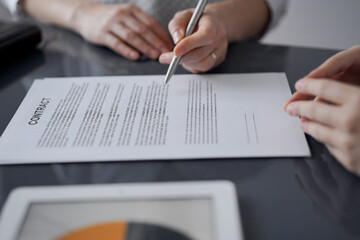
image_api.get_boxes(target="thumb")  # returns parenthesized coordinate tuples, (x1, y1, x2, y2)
(168, 10, 193, 44)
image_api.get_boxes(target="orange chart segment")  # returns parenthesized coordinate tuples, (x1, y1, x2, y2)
(58, 222, 128, 240)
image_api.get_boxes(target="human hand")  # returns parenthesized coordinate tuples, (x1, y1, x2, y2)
(285, 46, 360, 176)
(73, 3, 173, 60)
(159, 9, 228, 73)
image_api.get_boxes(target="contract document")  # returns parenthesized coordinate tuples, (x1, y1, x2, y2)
(0, 73, 310, 164)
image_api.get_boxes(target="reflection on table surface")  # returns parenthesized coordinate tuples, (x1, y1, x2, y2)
(294, 138, 360, 236)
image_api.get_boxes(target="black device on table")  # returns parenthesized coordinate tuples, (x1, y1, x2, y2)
(0, 21, 41, 62)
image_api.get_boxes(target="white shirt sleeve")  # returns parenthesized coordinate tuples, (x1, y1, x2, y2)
(0, 0, 20, 15)
(264, 0, 288, 29)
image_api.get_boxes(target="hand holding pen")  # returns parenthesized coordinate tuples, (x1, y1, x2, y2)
(160, 0, 228, 82)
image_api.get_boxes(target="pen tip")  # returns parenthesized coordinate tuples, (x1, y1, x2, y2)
(163, 75, 170, 85)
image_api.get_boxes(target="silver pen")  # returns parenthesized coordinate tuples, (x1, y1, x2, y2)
(164, 0, 208, 84)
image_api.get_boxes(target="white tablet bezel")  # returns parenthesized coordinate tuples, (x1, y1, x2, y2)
(0, 181, 243, 240)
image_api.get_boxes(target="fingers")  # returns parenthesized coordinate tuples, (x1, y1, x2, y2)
(182, 51, 217, 73)
(102, 4, 173, 60)
(120, 15, 171, 53)
(182, 48, 224, 73)
(294, 78, 355, 105)
(102, 33, 139, 60)
(164, 11, 227, 73)
(299, 119, 338, 147)
(110, 22, 159, 59)
(174, 15, 217, 57)
(159, 46, 226, 73)
(180, 45, 216, 64)
(308, 45, 360, 78)
(286, 100, 339, 127)
(168, 10, 193, 44)
(130, 5, 173, 48)
(159, 51, 174, 64)
(160, 49, 220, 73)
(284, 78, 351, 112)
(284, 92, 314, 111)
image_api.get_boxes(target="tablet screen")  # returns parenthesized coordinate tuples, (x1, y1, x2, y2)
(17, 198, 215, 240)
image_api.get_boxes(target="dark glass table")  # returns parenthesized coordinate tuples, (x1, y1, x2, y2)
(1, 25, 360, 240)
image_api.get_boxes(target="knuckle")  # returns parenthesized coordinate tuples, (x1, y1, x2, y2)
(301, 103, 316, 119)
(174, 11, 182, 19)
(169, 21, 180, 33)
(317, 80, 330, 96)
(172, 10, 191, 26)
(182, 40, 193, 53)
(203, 28, 215, 44)
(116, 8, 125, 15)
(168, 20, 175, 31)
(124, 3, 135, 10)
(115, 5, 128, 15)
(124, 30, 136, 42)
(136, 25, 147, 34)
(145, 18, 157, 28)
(326, 57, 341, 69)
(294, 103, 302, 115)
(174, 10, 187, 19)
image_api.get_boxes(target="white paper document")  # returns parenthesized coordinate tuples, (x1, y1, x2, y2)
(0, 73, 310, 164)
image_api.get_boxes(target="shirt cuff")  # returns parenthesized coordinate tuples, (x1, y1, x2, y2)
(1, 0, 23, 15)
(264, 0, 288, 30)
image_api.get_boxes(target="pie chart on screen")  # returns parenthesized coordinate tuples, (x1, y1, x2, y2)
(57, 221, 193, 240)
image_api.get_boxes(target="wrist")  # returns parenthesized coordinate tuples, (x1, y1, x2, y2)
(204, 4, 229, 40)
(70, 1, 101, 34)
(203, 5, 227, 39)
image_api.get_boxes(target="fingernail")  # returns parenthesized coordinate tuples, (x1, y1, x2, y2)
(159, 53, 171, 64)
(286, 103, 295, 116)
(130, 51, 139, 59)
(295, 79, 305, 92)
(173, 30, 184, 44)
(159, 54, 166, 64)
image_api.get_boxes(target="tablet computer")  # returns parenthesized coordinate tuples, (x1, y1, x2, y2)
(0, 181, 243, 240)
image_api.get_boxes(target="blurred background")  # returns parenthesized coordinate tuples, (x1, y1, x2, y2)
(1, 0, 360, 50)
(262, 0, 360, 50)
